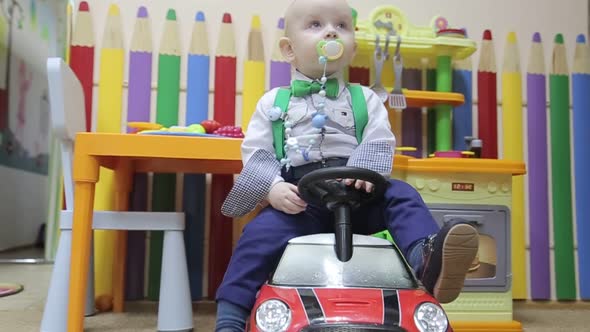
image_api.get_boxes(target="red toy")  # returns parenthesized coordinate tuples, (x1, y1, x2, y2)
(248, 167, 452, 332)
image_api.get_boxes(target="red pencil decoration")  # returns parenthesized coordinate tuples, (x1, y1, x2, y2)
(69, 1, 94, 132)
(209, 12, 237, 298)
(477, 29, 498, 159)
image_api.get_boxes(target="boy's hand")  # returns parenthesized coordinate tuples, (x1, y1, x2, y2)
(343, 179, 374, 193)
(267, 182, 308, 214)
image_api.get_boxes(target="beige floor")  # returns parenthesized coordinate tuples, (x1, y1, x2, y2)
(2, 263, 590, 331)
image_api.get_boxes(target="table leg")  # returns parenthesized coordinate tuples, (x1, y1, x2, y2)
(112, 163, 132, 313)
(67, 181, 96, 332)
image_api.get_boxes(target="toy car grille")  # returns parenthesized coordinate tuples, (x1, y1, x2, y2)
(301, 324, 406, 332)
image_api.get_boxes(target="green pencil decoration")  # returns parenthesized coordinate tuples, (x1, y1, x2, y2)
(435, 55, 452, 151)
(550, 33, 576, 300)
(149, 8, 182, 300)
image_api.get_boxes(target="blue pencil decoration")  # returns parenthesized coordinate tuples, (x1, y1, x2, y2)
(183, 10, 210, 300)
(573, 33, 590, 299)
(452, 49, 473, 151)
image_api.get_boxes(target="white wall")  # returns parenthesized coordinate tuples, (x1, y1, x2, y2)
(0, 0, 65, 251)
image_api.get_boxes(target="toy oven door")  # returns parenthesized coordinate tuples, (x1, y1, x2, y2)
(427, 203, 510, 292)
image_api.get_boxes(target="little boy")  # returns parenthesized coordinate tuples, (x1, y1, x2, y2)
(215, 0, 479, 330)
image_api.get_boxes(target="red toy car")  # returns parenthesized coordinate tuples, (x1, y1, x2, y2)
(248, 167, 452, 332)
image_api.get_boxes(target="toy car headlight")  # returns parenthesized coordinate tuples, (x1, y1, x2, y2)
(255, 299, 292, 332)
(414, 302, 449, 332)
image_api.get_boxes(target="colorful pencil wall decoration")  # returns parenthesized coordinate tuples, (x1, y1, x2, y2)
(435, 54, 452, 151)
(349, 52, 370, 86)
(572, 33, 590, 300)
(124, 5, 152, 301)
(241, 15, 265, 130)
(550, 33, 576, 300)
(209, 12, 237, 299)
(401, 57, 422, 157)
(426, 61, 437, 155)
(149, 8, 182, 301)
(93, 3, 124, 305)
(183, 10, 210, 300)
(270, 18, 290, 89)
(526, 32, 551, 300)
(69, 1, 94, 132)
(47, 4, 590, 304)
(451, 35, 473, 151)
(501, 31, 526, 299)
(234, 15, 266, 247)
(477, 30, 498, 159)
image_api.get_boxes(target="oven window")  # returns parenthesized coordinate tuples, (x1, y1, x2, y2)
(466, 234, 497, 279)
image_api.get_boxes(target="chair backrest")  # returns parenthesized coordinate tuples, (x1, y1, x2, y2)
(46, 57, 87, 209)
(46, 58, 86, 142)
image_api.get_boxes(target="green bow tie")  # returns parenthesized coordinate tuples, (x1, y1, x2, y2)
(291, 79, 339, 98)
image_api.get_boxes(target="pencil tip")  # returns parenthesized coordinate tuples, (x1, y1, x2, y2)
(166, 9, 177, 21)
(108, 4, 119, 16)
(532, 32, 541, 43)
(507, 32, 517, 43)
(577, 34, 586, 44)
(483, 29, 492, 40)
(196, 11, 205, 22)
(555, 33, 564, 44)
(278, 17, 285, 29)
(251, 15, 261, 29)
(222, 13, 232, 23)
(137, 6, 148, 18)
(79, 1, 89, 12)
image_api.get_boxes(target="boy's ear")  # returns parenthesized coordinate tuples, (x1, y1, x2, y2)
(279, 37, 296, 63)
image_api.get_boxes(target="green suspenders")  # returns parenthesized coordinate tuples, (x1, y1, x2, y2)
(271, 84, 368, 160)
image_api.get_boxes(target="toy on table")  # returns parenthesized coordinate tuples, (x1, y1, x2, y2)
(127, 120, 245, 138)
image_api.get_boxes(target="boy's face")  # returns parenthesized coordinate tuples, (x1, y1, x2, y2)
(280, 0, 356, 79)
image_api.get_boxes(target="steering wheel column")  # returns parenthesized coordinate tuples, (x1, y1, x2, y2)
(298, 167, 387, 262)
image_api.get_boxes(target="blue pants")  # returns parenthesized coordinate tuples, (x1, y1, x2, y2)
(215, 179, 439, 310)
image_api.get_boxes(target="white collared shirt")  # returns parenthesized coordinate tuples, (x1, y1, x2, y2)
(242, 70, 396, 183)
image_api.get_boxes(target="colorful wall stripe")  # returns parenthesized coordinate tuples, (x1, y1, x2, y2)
(183, 10, 210, 300)
(549, 33, 576, 300)
(572, 34, 590, 299)
(526, 32, 551, 300)
(124, 5, 152, 301)
(451, 40, 473, 151)
(209, 12, 237, 299)
(501, 32, 526, 299)
(93, 3, 124, 304)
(148, 8, 182, 301)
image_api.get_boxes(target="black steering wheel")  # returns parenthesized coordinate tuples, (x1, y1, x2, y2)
(298, 167, 388, 262)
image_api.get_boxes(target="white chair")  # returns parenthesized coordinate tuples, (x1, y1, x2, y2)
(41, 57, 193, 332)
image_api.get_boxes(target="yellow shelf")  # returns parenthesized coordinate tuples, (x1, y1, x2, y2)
(354, 5, 477, 61)
(402, 89, 464, 108)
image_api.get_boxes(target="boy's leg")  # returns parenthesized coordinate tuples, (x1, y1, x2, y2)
(360, 179, 478, 303)
(215, 205, 330, 331)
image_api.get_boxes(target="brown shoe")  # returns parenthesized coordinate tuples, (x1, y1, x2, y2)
(420, 220, 479, 303)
